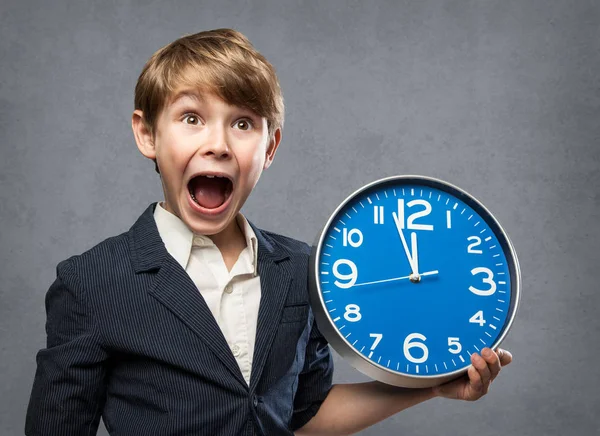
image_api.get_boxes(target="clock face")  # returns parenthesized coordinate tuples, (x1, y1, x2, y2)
(310, 176, 520, 387)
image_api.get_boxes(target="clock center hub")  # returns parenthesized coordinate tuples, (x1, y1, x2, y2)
(409, 273, 421, 283)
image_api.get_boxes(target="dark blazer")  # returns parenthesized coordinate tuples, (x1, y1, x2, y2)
(25, 202, 333, 436)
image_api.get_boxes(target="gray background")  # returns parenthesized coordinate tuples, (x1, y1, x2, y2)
(1, 0, 599, 435)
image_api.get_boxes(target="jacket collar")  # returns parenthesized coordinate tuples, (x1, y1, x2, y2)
(128, 202, 167, 273)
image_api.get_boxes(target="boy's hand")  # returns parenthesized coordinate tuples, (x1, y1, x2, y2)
(432, 348, 512, 401)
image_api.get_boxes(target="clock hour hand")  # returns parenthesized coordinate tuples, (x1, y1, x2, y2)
(411, 231, 420, 275)
(392, 211, 418, 276)
(352, 270, 439, 288)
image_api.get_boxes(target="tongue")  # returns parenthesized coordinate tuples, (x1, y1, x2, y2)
(191, 177, 228, 209)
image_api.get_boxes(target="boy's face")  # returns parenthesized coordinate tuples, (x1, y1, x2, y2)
(132, 89, 281, 237)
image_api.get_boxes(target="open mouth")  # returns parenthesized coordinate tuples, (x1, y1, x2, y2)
(187, 174, 234, 210)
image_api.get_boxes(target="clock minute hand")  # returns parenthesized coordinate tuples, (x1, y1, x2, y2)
(392, 211, 418, 275)
(352, 270, 439, 288)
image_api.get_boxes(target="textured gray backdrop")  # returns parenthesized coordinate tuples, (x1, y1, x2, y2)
(1, 0, 599, 435)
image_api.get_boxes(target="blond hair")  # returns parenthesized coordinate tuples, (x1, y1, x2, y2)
(134, 28, 284, 173)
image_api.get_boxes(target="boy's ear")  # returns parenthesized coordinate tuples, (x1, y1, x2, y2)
(132, 110, 156, 160)
(263, 128, 282, 170)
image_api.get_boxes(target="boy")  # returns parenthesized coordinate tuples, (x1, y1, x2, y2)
(25, 28, 512, 435)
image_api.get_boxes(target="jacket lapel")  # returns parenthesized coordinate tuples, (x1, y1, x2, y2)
(127, 202, 247, 387)
(248, 222, 293, 392)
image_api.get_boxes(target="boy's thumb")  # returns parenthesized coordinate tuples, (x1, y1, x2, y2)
(496, 348, 513, 366)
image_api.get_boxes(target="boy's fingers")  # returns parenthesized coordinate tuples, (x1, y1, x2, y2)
(471, 353, 491, 386)
(481, 348, 501, 381)
(467, 365, 484, 394)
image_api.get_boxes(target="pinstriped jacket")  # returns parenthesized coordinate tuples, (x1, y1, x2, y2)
(25, 202, 334, 436)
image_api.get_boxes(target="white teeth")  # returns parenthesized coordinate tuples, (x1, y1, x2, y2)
(195, 174, 228, 180)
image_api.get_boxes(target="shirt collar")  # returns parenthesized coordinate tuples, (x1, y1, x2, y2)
(153, 201, 258, 276)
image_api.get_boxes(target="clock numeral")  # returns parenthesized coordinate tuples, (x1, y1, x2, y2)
(344, 304, 362, 322)
(469, 267, 497, 296)
(467, 236, 483, 254)
(368, 333, 383, 358)
(373, 206, 384, 224)
(469, 310, 486, 326)
(396, 199, 434, 231)
(448, 337, 462, 354)
(343, 228, 363, 247)
(332, 259, 358, 288)
(403, 333, 428, 363)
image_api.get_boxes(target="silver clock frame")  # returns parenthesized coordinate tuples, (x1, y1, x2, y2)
(308, 175, 522, 388)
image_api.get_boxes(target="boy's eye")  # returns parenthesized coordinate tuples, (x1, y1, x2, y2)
(233, 119, 253, 131)
(183, 114, 200, 125)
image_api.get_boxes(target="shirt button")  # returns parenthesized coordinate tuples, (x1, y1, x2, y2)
(224, 284, 233, 294)
(231, 344, 240, 357)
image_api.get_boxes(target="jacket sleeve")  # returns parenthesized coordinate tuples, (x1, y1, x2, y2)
(290, 312, 334, 432)
(25, 259, 110, 436)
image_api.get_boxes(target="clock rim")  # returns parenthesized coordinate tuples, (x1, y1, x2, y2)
(309, 174, 522, 388)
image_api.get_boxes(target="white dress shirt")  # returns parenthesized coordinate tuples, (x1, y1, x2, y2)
(153, 201, 261, 385)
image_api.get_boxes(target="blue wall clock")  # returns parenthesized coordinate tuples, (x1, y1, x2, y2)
(309, 175, 521, 388)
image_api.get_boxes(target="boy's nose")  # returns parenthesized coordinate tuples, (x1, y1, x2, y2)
(201, 129, 231, 160)
(202, 143, 230, 159)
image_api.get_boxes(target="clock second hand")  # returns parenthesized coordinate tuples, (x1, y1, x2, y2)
(352, 270, 439, 288)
